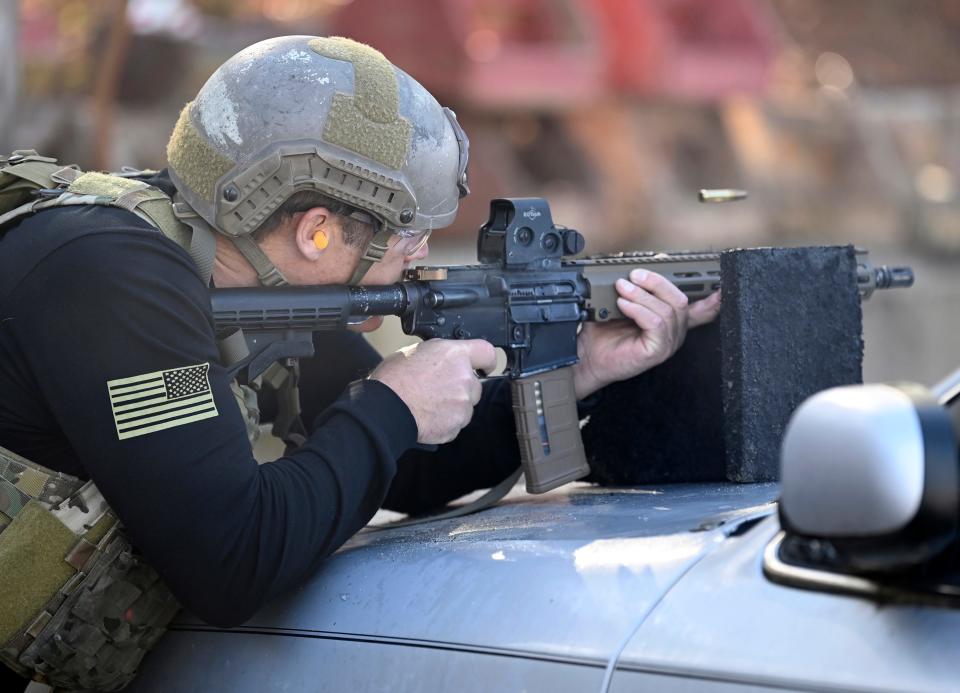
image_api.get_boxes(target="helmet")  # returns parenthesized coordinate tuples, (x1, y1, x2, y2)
(166, 35, 469, 284)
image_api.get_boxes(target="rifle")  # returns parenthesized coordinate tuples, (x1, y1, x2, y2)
(210, 198, 914, 494)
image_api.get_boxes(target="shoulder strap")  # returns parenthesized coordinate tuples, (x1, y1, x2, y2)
(0, 153, 217, 285)
(171, 194, 218, 285)
(363, 468, 523, 532)
(63, 172, 217, 285)
(0, 151, 80, 231)
(0, 150, 60, 185)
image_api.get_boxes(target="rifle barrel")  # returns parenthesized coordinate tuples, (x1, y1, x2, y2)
(874, 265, 914, 290)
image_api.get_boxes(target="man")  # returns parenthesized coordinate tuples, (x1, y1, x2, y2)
(0, 36, 719, 687)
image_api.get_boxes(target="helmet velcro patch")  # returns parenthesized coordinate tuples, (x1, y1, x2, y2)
(166, 103, 236, 201)
(324, 93, 412, 170)
(67, 171, 141, 199)
(308, 37, 412, 169)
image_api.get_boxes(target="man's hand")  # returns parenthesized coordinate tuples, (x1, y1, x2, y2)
(370, 339, 497, 444)
(573, 269, 722, 399)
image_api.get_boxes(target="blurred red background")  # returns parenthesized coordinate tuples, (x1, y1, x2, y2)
(3, 0, 959, 382)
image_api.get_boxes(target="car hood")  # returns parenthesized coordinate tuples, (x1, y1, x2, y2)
(172, 482, 778, 665)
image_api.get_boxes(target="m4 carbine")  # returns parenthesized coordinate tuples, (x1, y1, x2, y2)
(210, 198, 913, 494)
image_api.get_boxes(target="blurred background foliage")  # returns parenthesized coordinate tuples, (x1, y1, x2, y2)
(2, 0, 959, 384)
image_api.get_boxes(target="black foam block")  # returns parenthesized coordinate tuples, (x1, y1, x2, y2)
(721, 246, 863, 480)
(582, 323, 725, 485)
(582, 245, 864, 485)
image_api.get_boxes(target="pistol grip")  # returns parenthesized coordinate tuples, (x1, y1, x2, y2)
(510, 367, 590, 494)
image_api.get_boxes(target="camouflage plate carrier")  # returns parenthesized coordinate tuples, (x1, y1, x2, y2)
(0, 446, 179, 691)
(0, 150, 265, 690)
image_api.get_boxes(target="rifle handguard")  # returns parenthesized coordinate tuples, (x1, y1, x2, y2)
(510, 367, 590, 493)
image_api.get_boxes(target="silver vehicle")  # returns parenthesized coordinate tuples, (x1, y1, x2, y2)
(127, 368, 960, 693)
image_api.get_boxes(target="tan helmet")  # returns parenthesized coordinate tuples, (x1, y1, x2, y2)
(166, 35, 469, 284)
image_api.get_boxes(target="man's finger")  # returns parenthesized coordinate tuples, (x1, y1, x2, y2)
(469, 375, 483, 405)
(464, 339, 498, 374)
(616, 297, 667, 333)
(688, 291, 722, 328)
(615, 278, 676, 324)
(627, 269, 689, 311)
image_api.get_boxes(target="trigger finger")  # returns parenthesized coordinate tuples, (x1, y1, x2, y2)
(469, 375, 483, 405)
(465, 339, 498, 374)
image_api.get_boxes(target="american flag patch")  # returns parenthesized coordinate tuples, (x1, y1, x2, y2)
(107, 363, 218, 440)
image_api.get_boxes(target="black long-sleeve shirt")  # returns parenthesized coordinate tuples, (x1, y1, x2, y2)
(0, 181, 520, 627)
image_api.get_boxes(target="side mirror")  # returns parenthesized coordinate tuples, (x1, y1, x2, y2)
(779, 383, 958, 573)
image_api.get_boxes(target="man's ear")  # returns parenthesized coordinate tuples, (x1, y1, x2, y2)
(294, 207, 338, 261)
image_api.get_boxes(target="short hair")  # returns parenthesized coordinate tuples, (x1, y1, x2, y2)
(254, 190, 374, 248)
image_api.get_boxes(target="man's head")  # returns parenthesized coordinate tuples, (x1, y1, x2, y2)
(166, 35, 468, 286)
(239, 189, 432, 288)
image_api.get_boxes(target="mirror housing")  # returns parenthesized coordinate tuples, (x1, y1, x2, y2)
(779, 383, 958, 573)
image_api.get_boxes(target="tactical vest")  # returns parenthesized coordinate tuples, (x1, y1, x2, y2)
(0, 445, 179, 690)
(0, 151, 282, 689)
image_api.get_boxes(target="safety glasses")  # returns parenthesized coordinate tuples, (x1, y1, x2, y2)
(393, 227, 432, 256)
(348, 210, 431, 256)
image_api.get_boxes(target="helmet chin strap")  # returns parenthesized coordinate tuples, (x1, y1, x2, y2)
(347, 224, 395, 285)
(172, 194, 288, 287)
(227, 216, 393, 288)
(230, 234, 290, 287)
